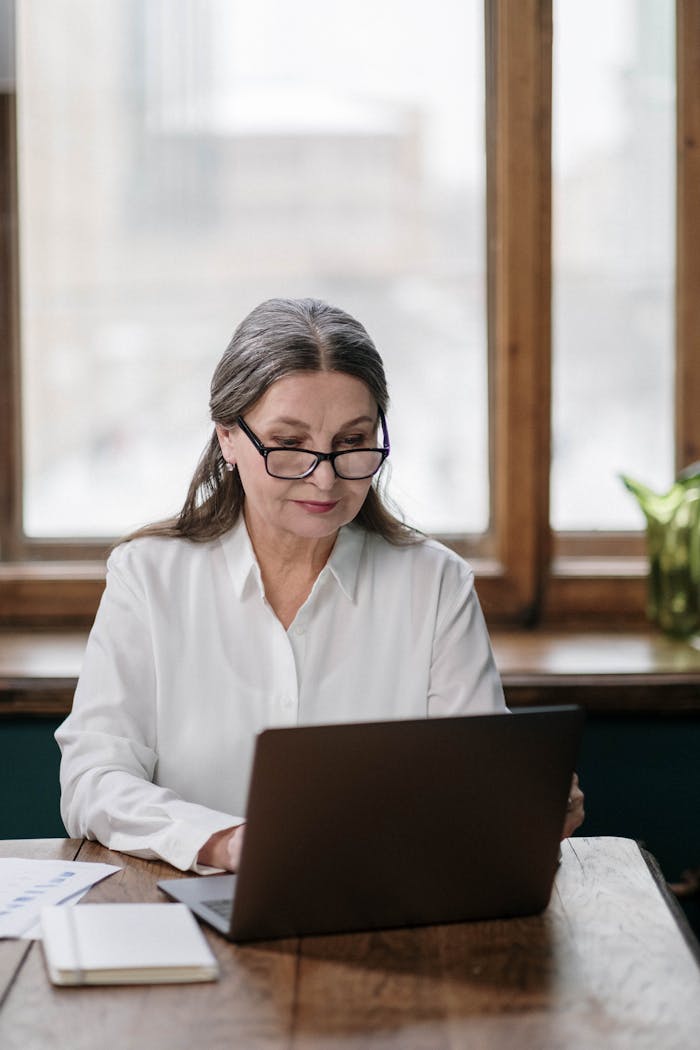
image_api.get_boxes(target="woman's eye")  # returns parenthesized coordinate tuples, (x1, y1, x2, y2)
(273, 438, 301, 448)
(337, 434, 367, 448)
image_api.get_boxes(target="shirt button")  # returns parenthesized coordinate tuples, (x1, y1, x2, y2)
(293, 623, 306, 636)
(282, 696, 295, 710)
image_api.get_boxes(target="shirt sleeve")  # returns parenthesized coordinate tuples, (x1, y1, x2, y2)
(427, 562, 507, 717)
(55, 546, 241, 872)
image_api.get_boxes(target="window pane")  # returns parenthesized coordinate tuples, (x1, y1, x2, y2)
(17, 0, 487, 539)
(551, 0, 675, 531)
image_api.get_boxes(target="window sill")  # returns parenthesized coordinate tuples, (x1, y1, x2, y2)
(493, 628, 700, 713)
(1, 627, 700, 717)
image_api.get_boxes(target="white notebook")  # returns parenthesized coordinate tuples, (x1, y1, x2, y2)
(41, 903, 219, 985)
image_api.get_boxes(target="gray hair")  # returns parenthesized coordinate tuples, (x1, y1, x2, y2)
(209, 297, 389, 427)
(124, 297, 414, 545)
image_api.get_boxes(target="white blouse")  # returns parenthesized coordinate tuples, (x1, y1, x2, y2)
(56, 520, 506, 871)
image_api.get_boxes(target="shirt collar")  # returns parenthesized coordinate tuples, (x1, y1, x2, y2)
(324, 523, 365, 603)
(218, 517, 263, 600)
(218, 517, 366, 603)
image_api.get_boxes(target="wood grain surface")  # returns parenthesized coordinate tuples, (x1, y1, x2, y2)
(1, 837, 699, 1049)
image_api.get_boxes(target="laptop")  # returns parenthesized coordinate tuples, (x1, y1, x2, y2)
(158, 705, 583, 942)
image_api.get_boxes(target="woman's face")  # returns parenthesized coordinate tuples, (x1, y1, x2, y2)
(216, 371, 381, 549)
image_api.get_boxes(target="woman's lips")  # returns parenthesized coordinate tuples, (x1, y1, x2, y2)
(292, 500, 339, 514)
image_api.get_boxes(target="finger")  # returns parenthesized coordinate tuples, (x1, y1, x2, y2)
(227, 824, 246, 871)
(562, 796, 585, 839)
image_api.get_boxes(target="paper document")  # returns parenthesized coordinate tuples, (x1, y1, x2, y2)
(0, 858, 121, 939)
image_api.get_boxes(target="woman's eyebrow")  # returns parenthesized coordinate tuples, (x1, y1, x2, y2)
(267, 414, 376, 429)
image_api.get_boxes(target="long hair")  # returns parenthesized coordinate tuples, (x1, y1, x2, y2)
(124, 298, 416, 545)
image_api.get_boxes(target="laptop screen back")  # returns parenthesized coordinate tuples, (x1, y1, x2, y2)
(225, 705, 584, 941)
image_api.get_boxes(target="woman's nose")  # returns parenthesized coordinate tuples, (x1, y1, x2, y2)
(310, 458, 336, 489)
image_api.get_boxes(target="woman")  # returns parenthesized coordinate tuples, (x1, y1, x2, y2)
(56, 297, 583, 873)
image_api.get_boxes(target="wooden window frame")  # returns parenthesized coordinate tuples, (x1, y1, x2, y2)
(1, 0, 699, 628)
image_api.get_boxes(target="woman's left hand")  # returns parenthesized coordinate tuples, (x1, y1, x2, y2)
(197, 823, 246, 871)
(561, 772, 585, 839)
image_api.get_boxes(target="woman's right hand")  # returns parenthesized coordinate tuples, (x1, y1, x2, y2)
(197, 823, 246, 871)
(561, 773, 584, 840)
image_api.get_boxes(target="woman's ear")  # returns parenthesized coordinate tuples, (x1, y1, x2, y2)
(215, 423, 236, 467)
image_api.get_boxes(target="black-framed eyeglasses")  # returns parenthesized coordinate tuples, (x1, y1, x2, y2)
(235, 410, 390, 480)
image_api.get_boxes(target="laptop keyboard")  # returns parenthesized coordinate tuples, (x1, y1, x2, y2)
(205, 897, 233, 922)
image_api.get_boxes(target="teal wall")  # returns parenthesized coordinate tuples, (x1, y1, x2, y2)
(577, 714, 700, 881)
(2, 718, 65, 838)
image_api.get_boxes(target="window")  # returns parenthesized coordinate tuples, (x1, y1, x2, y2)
(1, 0, 699, 628)
(552, 0, 675, 532)
(15, 0, 487, 539)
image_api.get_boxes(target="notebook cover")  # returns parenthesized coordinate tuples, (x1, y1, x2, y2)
(41, 903, 219, 985)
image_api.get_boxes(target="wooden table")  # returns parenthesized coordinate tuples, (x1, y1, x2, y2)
(1, 837, 699, 1050)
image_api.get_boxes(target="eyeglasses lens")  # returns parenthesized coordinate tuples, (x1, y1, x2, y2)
(266, 450, 384, 480)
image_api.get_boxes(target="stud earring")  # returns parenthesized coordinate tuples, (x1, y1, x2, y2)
(224, 462, 235, 473)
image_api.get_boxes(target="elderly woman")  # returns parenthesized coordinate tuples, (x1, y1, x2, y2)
(56, 297, 584, 873)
